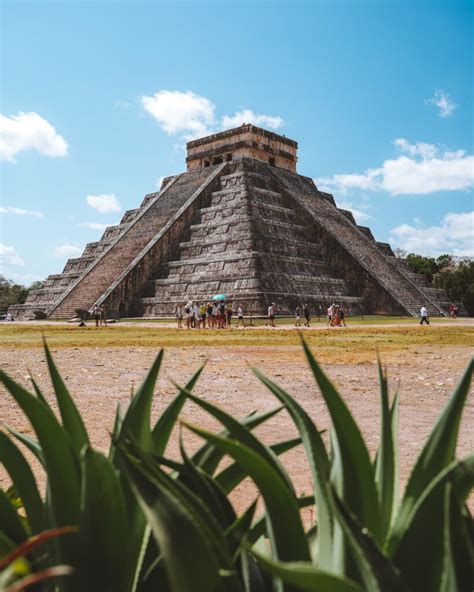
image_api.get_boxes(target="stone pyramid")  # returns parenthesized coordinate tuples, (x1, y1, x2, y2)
(13, 124, 452, 319)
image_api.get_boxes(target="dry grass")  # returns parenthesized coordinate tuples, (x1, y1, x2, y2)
(0, 322, 472, 364)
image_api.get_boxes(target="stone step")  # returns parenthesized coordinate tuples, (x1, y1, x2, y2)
(189, 215, 305, 233)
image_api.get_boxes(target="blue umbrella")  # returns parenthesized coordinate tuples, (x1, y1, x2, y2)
(212, 294, 227, 301)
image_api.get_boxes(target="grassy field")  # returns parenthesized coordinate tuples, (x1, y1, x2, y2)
(0, 321, 472, 365)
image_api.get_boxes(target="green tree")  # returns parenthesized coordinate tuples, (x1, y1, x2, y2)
(434, 260, 474, 315)
(0, 276, 29, 311)
(405, 253, 452, 283)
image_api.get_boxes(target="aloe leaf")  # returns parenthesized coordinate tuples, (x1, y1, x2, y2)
(77, 448, 130, 592)
(178, 434, 236, 530)
(0, 531, 15, 559)
(253, 366, 334, 569)
(392, 455, 474, 592)
(225, 499, 258, 557)
(389, 392, 400, 522)
(241, 548, 267, 592)
(115, 349, 164, 453)
(374, 361, 396, 541)
(28, 372, 50, 408)
(0, 490, 28, 544)
(0, 371, 80, 537)
(184, 423, 311, 567)
(216, 436, 302, 494)
(6, 428, 44, 465)
(0, 432, 44, 534)
(43, 340, 89, 455)
(180, 387, 295, 493)
(391, 359, 473, 550)
(247, 496, 314, 546)
(301, 339, 383, 544)
(151, 363, 205, 455)
(192, 407, 284, 475)
(116, 442, 241, 592)
(250, 548, 364, 592)
(445, 487, 474, 591)
(327, 485, 408, 592)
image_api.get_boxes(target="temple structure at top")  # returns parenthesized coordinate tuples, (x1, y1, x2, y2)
(186, 124, 298, 172)
(10, 124, 458, 320)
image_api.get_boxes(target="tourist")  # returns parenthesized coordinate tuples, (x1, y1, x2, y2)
(303, 304, 310, 327)
(339, 304, 347, 327)
(175, 303, 183, 328)
(5, 312, 13, 322)
(206, 302, 213, 327)
(100, 305, 107, 327)
(420, 305, 430, 325)
(266, 303, 275, 327)
(218, 301, 226, 328)
(235, 305, 245, 327)
(92, 304, 101, 328)
(327, 303, 334, 326)
(295, 305, 301, 327)
(332, 305, 341, 327)
(199, 302, 207, 328)
(185, 301, 193, 329)
(194, 302, 201, 328)
(211, 303, 219, 328)
(226, 304, 233, 327)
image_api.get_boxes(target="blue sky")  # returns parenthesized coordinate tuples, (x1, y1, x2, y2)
(1, 0, 472, 284)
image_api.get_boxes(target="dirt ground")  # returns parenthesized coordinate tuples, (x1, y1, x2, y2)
(0, 322, 472, 519)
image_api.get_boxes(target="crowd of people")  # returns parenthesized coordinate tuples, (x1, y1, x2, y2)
(174, 301, 351, 329)
(175, 301, 245, 329)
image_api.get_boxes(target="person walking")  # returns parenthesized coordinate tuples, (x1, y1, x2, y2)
(303, 304, 310, 327)
(235, 305, 245, 327)
(420, 305, 430, 325)
(327, 303, 334, 326)
(295, 305, 301, 327)
(266, 303, 275, 327)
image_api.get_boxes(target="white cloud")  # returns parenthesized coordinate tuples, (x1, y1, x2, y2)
(78, 222, 112, 231)
(52, 244, 82, 258)
(0, 206, 44, 218)
(0, 243, 24, 270)
(142, 90, 216, 138)
(221, 109, 284, 130)
(316, 138, 474, 196)
(336, 200, 372, 223)
(141, 90, 285, 141)
(86, 193, 122, 213)
(0, 112, 68, 162)
(390, 211, 474, 257)
(425, 90, 456, 118)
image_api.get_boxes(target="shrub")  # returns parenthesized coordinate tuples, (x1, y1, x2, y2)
(0, 339, 472, 591)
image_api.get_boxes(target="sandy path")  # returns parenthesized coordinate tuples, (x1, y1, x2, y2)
(1, 342, 472, 519)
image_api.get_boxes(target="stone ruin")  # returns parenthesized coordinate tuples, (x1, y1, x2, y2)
(11, 124, 455, 320)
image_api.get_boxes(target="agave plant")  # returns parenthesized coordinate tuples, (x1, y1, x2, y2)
(0, 341, 299, 590)
(0, 339, 472, 591)
(116, 341, 473, 592)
